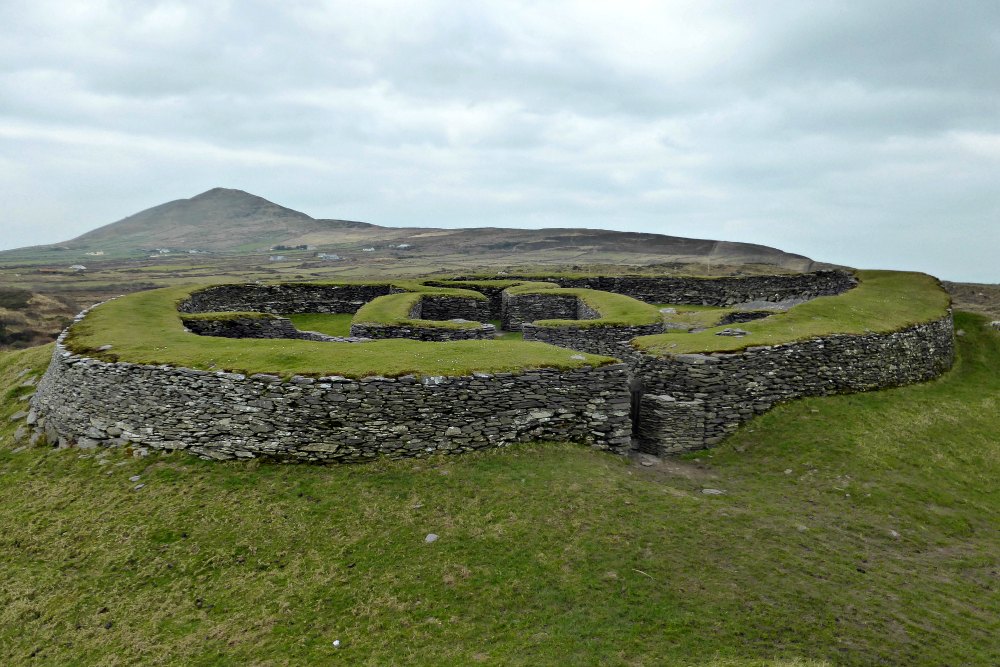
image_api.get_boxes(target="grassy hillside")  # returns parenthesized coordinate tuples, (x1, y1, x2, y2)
(943, 281, 1000, 319)
(64, 285, 612, 378)
(0, 314, 997, 665)
(0, 288, 76, 350)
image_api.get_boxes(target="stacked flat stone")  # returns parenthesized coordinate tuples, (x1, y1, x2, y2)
(632, 315, 955, 454)
(182, 315, 366, 342)
(31, 334, 632, 462)
(458, 271, 858, 307)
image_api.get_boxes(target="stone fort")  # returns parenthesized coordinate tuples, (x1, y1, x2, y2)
(29, 270, 955, 462)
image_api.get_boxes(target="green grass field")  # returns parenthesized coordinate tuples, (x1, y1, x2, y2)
(0, 313, 996, 665)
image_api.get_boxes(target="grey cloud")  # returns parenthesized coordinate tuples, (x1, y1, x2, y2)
(0, 0, 997, 282)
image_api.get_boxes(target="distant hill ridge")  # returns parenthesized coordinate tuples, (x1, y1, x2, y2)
(70, 188, 375, 252)
(2, 188, 818, 271)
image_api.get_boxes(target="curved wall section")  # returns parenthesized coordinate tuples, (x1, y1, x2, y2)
(634, 313, 955, 454)
(179, 283, 396, 314)
(28, 272, 956, 463)
(31, 338, 633, 462)
(474, 270, 857, 307)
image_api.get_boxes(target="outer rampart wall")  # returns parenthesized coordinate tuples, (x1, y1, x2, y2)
(468, 270, 857, 306)
(32, 337, 633, 462)
(634, 313, 955, 454)
(28, 272, 957, 462)
(501, 292, 579, 330)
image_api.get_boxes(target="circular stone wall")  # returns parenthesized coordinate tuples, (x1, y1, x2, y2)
(27, 271, 956, 462)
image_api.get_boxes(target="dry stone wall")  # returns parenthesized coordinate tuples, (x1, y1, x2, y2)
(179, 283, 396, 314)
(181, 315, 362, 342)
(502, 292, 589, 330)
(633, 313, 955, 455)
(349, 295, 495, 341)
(471, 270, 857, 306)
(424, 282, 509, 319)
(28, 271, 957, 463)
(349, 322, 496, 341)
(32, 336, 633, 462)
(522, 322, 664, 358)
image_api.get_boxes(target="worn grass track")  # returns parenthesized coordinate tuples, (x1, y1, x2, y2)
(0, 314, 996, 666)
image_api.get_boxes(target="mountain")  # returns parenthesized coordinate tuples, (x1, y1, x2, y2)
(66, 188, 375, 253)
(0, 188, 819, 271)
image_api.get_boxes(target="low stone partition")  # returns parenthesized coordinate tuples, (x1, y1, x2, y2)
(502, 291, 589, 330)
(181, 315, 362, 342)
(636, 395, 707, 454)
(423, 281, 512, 319)
(179, 283, 396, 314)
(632, 313, 955, 455)
(464, 271, 857, 307)
(30, 338, 633, 462)
(418, 295, 491, 323)
(717, 311, 774, 326)
(349, 322, 496, 341)
(522, 322, 664, 358)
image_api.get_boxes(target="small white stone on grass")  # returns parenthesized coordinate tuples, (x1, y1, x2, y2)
(425, 533, 439, 543)
(129, 475, 141, 482)
(570, 354, 586, 360)
(134, 483, 145, 491)
(701, 488, 725, 495)
(784, 469, 793, 475)
(333, 640, 341, 648)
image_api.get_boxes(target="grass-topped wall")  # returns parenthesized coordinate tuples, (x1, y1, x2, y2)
(64, 285, 614, 379)
(633, 271, 950, 356)
(505, 284, 664, 328)
(32, 269, 956, 462)
(350, 290, 487, 330)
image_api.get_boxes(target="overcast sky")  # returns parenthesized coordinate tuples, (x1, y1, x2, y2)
(1, 1, 998, 281)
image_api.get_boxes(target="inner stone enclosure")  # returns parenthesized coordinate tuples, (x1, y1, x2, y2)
(31, 271, 955, 463)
